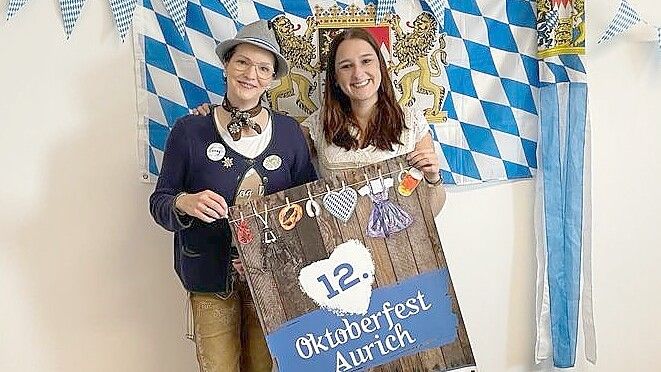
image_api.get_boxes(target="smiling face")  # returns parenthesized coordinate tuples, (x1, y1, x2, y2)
(223, 43, 276, 108)
(333, 38, 382, 108)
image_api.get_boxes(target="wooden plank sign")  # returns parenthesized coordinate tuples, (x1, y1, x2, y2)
(228, 154, 476, 372)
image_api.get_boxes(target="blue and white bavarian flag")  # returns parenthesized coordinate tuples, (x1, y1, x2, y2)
(535, 0, 596, 368)
(134, 0, 540, 186)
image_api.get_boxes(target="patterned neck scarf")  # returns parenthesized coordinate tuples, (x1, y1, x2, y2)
(222, 98, 262, 141)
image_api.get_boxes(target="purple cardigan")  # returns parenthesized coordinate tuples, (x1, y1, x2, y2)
(149, 111, 317, 292)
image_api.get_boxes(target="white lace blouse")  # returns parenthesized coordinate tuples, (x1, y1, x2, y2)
(300, 107, 431, 178)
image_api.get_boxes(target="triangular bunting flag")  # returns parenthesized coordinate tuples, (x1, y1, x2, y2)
(162, 0, 188, 38)
(6, 0, 28, 20)
(109, 0, 137, 42)
(597, 0, 641, 44)
(59, 0, 86, 38)
(423, 0, 448, 31)
(375, 0, 395, 24)
(219, 0, 239, 20)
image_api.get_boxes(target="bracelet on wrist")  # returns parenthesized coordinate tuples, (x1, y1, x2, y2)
(424, 175, 443, 186)
(173, 192, 187, 215)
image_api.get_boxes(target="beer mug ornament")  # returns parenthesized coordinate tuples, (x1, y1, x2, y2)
(397, 167, 424, 197)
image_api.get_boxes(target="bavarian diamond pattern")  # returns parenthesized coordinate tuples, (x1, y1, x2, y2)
(597, 0, 640, 45)
(136, 0, 543, 186)
(110, 0, 137, 41)
(6, 0, 28, 20)
(59, 0, 86, 37)
(376, 0, 394, 23)
(436, 0, 539, 184)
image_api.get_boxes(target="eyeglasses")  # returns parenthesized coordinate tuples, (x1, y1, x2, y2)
(230, 56, 275, 80)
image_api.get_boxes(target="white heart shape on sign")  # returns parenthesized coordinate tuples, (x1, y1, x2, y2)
(322, 187, 358, 223)
(298, 239, 375, 315)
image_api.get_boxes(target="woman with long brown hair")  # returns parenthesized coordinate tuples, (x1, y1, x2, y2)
(301, 28, 446, 213)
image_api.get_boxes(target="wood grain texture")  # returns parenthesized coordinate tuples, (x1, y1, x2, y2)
(228, 154, 475, 371)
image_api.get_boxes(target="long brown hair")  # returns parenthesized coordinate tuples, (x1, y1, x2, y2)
(322, 28, 405, 151)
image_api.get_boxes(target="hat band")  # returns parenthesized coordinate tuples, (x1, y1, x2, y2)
(240, 36, 279, 53)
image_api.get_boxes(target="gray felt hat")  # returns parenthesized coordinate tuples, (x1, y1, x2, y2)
(215, 20, 289, 79)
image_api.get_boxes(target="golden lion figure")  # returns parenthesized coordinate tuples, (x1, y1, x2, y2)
(388, 13, 448, 120)
(269, 16, 320, 116)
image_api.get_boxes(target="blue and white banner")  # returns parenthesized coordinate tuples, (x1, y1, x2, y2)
(597, 0, 640, 44)
(110, 0, 138, 42)
(59, 0, 87, 38)
(5, 0, 29, 20)
(535, 2, 596, 365)
(597, 0, 661, 49)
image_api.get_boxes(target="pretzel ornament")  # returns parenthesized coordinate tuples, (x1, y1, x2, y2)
(278, 202, 303, 230)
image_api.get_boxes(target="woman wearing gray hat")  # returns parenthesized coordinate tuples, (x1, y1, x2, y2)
(149, 20, 316, 372)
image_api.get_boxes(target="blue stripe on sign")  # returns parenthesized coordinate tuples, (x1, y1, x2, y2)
(265, 268, 457, 372)
(560, 82, 587, 368)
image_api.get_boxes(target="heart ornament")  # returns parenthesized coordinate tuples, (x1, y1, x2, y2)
(322, 186, 358, 223)
(298, 239, 375, 315)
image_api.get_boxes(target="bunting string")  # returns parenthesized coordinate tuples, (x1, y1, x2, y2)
(109, 0, 137, 42)
(59, 0, 86, 38)
(597, 0, 661, 49)
(6, 0, 28, 21)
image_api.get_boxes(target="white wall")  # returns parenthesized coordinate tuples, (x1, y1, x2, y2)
(1, 1, 659, 371)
